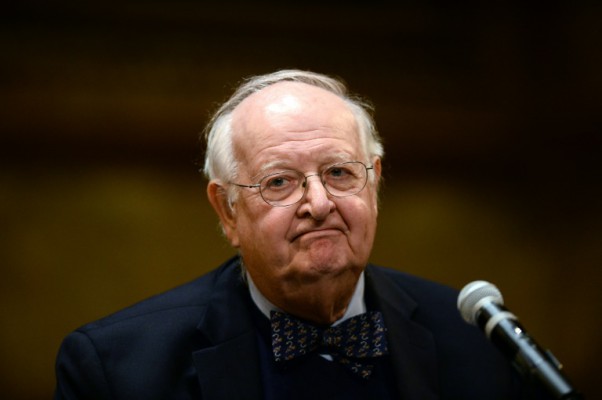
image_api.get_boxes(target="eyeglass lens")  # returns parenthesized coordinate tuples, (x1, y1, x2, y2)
(259, 162, 369, 206)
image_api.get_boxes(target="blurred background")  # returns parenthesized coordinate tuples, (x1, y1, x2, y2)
(1, 1, 600, 398)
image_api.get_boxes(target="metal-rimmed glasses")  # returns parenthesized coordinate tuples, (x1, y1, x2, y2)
(229, 161, 374, 207)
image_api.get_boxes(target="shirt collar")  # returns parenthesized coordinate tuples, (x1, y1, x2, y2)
(246, 270, 367, 326)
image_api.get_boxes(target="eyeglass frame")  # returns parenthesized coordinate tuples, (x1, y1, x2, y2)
(228, 160, 374, 207)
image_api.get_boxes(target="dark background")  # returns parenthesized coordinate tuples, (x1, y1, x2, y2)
(1, 1, 600, 398)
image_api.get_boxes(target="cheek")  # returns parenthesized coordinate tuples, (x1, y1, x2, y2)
(236, 205, 291, 250)
(343, 198, 378, 245)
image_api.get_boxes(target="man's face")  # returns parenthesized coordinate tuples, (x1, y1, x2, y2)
(209, 82, 381, 322)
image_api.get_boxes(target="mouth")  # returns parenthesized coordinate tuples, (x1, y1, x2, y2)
(292, 228, 343, 242)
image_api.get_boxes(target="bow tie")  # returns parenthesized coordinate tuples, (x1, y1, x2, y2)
(270, 310, 389, 379)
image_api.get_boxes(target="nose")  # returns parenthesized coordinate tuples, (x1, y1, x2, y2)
(297, 174, 335, 220)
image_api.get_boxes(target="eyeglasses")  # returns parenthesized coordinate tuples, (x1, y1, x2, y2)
(230, 161, 374, 207)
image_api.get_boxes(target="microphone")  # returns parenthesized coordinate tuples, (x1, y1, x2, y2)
(457, 280, 583, 400)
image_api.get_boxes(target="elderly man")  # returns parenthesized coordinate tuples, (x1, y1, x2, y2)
(54, 70, 538, 399)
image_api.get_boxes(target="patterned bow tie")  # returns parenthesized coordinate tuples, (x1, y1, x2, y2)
(270, 310, 389, 379)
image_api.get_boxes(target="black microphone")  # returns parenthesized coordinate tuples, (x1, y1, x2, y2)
(457, 280, 583, 400)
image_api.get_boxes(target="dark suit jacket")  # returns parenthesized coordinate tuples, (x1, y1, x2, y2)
(54, 256, 536, 399)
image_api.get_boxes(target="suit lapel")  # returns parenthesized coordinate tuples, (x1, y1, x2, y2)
(191, 259, 263, 399)
(192, 332, 262, 399)
(366, 266, 440, 400)
(191, 259, 440, 399)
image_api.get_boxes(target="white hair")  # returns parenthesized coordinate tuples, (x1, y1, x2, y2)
(202, 70, 384, 192)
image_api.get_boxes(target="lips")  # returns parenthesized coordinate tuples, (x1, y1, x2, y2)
(291, 226, 343, 242)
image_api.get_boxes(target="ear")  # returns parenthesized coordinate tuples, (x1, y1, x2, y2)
(371, 157, 383, 213)
(207, 181, 240, 248)
(372, 157, 382, 183)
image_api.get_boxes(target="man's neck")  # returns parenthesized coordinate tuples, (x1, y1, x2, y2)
(246, 270, 367, 327)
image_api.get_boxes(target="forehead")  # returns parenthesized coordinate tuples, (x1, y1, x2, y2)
(230, 82, 363, 168)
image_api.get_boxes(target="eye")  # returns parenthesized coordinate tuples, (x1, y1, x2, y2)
(326, 166, 353, 179)
(266, 176, 288, 188)
(262, 171, 299, 192)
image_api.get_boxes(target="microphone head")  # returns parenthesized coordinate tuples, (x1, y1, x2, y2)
(457, 280, 504, 325)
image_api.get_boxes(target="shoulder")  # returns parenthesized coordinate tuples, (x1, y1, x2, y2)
(54, 257, 243, 398)
(75, 256, 242, 338)
(366, 264, 479, 337)
(366, 264, 459, 311)
(366, 265, 528, 398)
(367, 264, 455, 293)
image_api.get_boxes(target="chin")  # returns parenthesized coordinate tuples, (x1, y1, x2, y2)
(286, 239, 365, 280)
(299, 253, 360, 279)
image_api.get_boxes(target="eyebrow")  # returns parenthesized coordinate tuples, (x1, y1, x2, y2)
(249, 161, 287, 181)
(250, 153, 355, 180)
